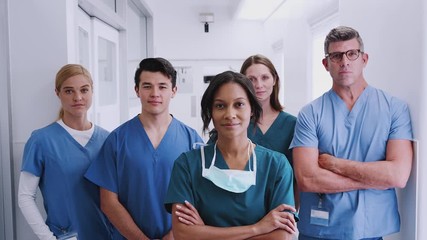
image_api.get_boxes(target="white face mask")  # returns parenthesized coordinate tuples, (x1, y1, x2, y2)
(201, 140, 256, 193)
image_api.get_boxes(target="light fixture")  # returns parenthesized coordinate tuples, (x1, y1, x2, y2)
(234, 0, 286, 21)
(199, 13, 214, 33)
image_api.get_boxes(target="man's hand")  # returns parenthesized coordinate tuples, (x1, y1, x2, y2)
(318, 153, 338, 172)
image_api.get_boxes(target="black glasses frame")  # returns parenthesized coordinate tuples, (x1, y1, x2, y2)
(325, 49, 363, 63)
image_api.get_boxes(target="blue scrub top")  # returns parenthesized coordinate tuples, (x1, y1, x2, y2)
(165, 144, 296, 227)
(21, 122, 112, 240)
(290, 86, 413, 239)
(85, 115, 203, 239)
(248, 111, 296, 165)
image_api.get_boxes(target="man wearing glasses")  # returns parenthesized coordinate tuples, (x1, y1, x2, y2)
(290, 26, 413, 239)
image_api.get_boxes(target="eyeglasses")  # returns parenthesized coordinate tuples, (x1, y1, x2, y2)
(325, 49, 363, 63)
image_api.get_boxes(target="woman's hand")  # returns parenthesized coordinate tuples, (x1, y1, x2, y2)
(254, 204, 297, 235)
(175, 200, 205, 226)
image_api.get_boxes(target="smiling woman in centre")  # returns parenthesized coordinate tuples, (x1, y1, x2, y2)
(165, 70, 298, 240)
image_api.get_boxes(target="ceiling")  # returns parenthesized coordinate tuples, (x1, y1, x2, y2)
(186, 0, 339, 23)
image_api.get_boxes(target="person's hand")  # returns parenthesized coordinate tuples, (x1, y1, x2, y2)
(175, 200, 205, 226)
(161, 230, 174, 240)
(318, 153, 337, 171)
(254, 204, 297, 235)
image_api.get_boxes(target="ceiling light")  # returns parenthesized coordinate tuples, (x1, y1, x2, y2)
(234, 0, 286, 21)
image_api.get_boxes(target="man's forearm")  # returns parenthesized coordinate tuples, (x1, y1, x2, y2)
(318, 153, 408, 189)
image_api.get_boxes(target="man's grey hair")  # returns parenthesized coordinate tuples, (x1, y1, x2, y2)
(324, 26, 364, 54)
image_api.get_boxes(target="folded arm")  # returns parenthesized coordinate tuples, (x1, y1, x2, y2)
(318, 139, 413, 189)
(293, 147, 369, 193)
(100, 188, 149, 240)
(294, 139, 413, 194)
(172, 201, 295, 240)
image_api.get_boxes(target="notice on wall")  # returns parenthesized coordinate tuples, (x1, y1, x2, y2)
(175, 66, 193, 93)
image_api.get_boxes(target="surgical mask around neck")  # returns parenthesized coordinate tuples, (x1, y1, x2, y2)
(201, 140, 256, 193)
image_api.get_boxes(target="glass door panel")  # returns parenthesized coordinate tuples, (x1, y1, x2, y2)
(92, 18, 120, 131)
(98, 37, 117, 106)
(77, 8, 94, 121)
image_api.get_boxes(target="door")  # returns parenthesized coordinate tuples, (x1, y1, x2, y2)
(77, 11, 120, 132)
(92, 18, 120, 131)
(76, 8, 94, 121)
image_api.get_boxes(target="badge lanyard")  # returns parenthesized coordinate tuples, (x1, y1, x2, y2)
(310, 193, 330, 226)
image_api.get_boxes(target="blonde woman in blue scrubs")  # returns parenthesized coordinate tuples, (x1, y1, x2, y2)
(165, 71, 298, 240)
(18, 64, 111, 240)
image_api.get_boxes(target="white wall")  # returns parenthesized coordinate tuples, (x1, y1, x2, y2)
(421, 1, 427, 239)
(8, 1, 71, 239)
(0, 0, 13, 238)
(264, 17, 312, 116)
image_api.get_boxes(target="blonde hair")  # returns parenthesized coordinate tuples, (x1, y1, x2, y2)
(55, 64, 93, 119)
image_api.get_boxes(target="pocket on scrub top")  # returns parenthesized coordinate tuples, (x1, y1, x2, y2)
(47, 221, 75, 239)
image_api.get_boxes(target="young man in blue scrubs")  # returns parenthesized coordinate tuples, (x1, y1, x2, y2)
(85, 57, 203, 240)
(290, 26, 413, 240)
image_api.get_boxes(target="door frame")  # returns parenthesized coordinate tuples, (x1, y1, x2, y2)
(0, 0, 15, 239)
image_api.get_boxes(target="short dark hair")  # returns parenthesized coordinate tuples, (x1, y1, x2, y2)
(240, 54, 283, 111)
(134, 57, 177, 88)
(324, 26, 364, 54)
(201, 71, 262, 138)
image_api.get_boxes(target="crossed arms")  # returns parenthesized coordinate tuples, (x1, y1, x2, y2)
(293, 139, 413, 194)
(170, 201, 297, 240)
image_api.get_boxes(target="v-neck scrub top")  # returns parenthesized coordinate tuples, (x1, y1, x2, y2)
(164, 144, 296, 227)
(290, 86, 413, 239)
(248, 111, 296, 165)
(85, 115, 203, 239)
(21, 122, 111, 240)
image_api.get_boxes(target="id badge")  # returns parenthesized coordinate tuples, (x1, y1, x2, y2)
(311, 194, 329, 226)
(310, 205, 329, 226)
(57, 232, 78, 240)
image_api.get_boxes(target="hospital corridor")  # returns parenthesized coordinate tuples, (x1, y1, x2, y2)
(1, 0, 426, 239)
